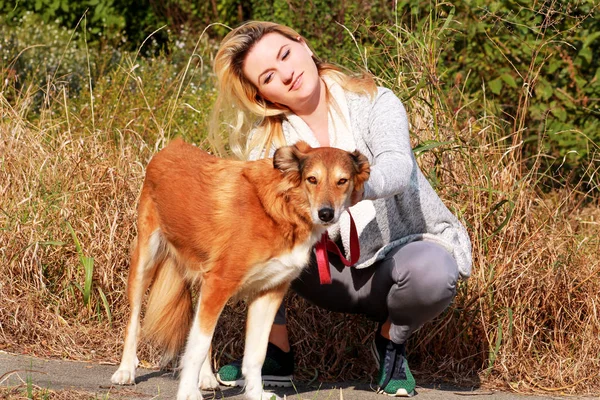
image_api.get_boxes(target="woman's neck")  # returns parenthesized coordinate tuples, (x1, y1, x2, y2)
(290, 78, 329, 147)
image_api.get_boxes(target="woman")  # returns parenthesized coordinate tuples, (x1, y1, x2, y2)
(209, 21, 472, 397)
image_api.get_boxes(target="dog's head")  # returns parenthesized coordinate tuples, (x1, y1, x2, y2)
(273, 141, 370, 226)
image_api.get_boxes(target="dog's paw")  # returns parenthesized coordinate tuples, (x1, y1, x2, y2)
(111, 368, 135, 385)
(198, 372, 219, 390)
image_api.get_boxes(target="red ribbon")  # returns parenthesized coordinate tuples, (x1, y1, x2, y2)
(315, 211, 360, 285)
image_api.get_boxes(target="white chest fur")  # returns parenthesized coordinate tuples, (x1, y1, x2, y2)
(239, 231, 323, 297)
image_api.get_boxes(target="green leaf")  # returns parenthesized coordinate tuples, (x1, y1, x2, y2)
(501, 73, 518, 89)
(529, 103, 549, 119)
(66, 221, 94, 306)
(487, 320, 503, 373)
(413, 140, 453, 157)
(582, 31, 600, 48)
(66, 221, 83, 255)
(488, 77, 503, 95)
(38, 240, 66, 246)
(551, 107, 567, 122)
(441, 6, 455, 33)
(548, 59, 562, 74)
(536, 78, 553, 101)
(97, 287, 112, 326)
(82, 256, 94, 306)
(578, 46, 592, 64)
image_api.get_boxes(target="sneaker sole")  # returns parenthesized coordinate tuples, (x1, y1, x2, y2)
(377, 388, 415, 397)
(216, 374, 294, 388)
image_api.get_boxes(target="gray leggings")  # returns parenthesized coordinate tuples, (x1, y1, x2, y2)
(275, 241, 459, 345)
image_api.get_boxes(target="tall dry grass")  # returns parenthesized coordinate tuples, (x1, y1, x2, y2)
(1, 13, 600, 397)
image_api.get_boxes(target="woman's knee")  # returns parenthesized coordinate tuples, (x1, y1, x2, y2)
(389, 241, 459, 304)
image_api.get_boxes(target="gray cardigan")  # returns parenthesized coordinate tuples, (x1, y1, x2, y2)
(259, 87, 472, 278)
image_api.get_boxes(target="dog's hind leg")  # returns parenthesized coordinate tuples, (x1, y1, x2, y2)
(243, 283, 289, 400)
(112, 194, 163, 385)
(177, 275, 235, 400)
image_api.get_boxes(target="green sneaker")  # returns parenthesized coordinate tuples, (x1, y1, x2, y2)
(371, 332, 416, 397)
(216, 342, 294, 387)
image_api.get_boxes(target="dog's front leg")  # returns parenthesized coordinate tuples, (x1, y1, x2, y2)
(177, 278, 232, 400)
(198, 345, 219, 389)
(243, 283, 289, 400)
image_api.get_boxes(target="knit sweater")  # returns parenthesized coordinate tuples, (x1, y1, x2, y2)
(252, 86, 472, 278)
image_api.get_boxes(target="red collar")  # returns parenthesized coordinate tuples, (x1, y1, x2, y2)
(315, 211, 360, 285)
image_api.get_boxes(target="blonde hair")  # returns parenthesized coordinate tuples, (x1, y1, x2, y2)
(209, 20, 377, 160)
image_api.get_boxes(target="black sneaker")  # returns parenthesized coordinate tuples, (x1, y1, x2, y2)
(216, 342, 294, 387)
(370, 326, 416, 397)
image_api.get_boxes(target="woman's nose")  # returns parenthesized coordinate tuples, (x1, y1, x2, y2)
(281, 67, 294, 85)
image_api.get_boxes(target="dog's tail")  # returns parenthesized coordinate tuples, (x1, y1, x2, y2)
(142, 256, 193, 366)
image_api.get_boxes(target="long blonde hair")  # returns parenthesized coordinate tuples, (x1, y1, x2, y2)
(209, 21, 377, 160)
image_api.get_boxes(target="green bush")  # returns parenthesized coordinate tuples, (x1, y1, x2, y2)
(0, 12, 214, 143)
(440, 0, 599, 184)
(0, 0, 170, 50)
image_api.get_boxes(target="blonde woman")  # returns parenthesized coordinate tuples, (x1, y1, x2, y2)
(209, 21, 472, 397)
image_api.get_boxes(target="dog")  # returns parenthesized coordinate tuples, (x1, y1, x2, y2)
(110, 138, 370, 400)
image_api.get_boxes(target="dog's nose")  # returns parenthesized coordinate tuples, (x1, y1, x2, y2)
(318, 208, 335, 222)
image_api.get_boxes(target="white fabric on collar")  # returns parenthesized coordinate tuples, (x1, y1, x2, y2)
(283, 75, 357, 152)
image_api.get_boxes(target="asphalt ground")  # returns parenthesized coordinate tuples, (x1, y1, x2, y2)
(0, 351, 595, 400)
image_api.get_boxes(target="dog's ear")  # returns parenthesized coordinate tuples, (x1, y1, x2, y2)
(350, 150, 370, 191)
(273, 141, 311, 175)
(292, 140, 312, 154)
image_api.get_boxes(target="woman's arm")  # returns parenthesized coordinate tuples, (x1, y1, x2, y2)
(362, 88, 415, 200)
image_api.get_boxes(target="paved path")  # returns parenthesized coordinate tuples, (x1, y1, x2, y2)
(0, 351, 592, 399)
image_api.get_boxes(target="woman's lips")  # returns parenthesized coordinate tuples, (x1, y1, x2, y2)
(290, 72, 303, 91)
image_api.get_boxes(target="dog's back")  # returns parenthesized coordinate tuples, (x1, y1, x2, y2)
(143, 139, 301, 277)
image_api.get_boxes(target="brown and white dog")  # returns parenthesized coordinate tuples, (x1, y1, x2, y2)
(111, 139, 370, 400)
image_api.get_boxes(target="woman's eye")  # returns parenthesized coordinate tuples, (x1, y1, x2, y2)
(338, 178, 348, 185)
(282, 49, 290, 60)
(307, 176, 317, 184)
(263, 73, 273, 84)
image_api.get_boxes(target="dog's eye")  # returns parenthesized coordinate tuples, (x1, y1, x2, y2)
(337, 178, 348, 185)
(307, 176, 317, 185)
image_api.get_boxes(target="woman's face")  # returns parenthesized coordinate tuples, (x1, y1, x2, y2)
(242, 32, 321, 113)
